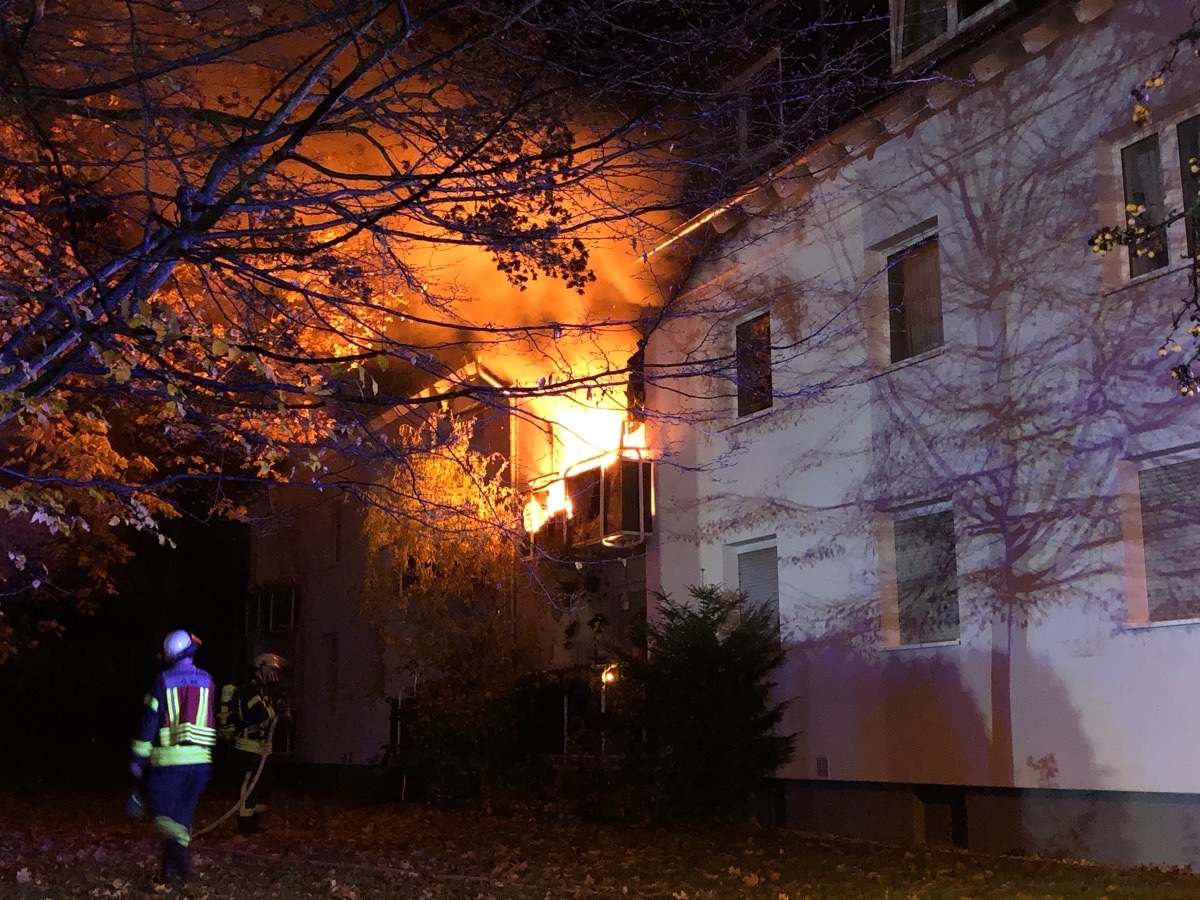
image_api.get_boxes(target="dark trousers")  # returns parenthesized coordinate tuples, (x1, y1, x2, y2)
(235, 748, 274, 832)
(146, 763, 210, 882)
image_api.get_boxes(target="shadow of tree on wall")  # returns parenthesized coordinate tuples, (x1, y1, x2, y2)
(646, 2, 1200, 869)
(784, 638, 1130, 860)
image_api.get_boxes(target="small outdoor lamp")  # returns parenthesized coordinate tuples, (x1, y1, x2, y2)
(600, 664, 618, 757)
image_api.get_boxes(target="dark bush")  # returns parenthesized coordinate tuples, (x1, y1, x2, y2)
(613, 584, 794, 822)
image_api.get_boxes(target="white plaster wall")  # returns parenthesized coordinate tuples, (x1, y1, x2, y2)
(648, 0, 1200, 797)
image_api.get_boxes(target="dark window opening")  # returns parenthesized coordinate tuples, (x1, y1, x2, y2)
(901, 0, 948, 57)
(959, 0, 995, 19)
(736, 312, 773, 417)
(895, 509, 959, 645)
(1122, 134, 1169, 277)
(1177, 115, 1200, 260)
(245, 583, 298, 635)
(897, 1, 1004, 60)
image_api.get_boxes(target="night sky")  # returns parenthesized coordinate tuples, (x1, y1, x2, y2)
(0, 516, 249, 780)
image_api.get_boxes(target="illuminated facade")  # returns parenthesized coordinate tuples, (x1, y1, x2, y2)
(646, 0, 1200, 867)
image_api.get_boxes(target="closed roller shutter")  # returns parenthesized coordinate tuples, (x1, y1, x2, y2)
(1139, 458, 1200, 622)
(738, 546, 779, 633)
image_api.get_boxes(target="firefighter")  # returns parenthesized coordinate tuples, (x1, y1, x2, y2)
(232, 652, 286, 835)
(130, 630, 217, 885)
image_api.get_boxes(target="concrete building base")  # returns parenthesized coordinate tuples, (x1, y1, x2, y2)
(777, 779, 1200, 869)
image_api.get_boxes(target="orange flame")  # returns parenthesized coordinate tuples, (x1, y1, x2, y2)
(519, 388, 649, 534)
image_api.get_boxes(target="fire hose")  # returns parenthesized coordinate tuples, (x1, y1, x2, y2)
(193, 717, 279, 839)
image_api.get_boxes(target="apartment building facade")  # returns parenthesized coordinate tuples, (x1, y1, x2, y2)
(644, 0, 1200, 866)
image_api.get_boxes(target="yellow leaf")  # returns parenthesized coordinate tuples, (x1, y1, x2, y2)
(212, 338, 229, 357)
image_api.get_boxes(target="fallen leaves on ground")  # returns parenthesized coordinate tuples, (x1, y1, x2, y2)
(1, 782, 1199, 898)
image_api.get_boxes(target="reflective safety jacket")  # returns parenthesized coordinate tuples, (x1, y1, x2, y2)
(233, 675, 276, 755)
(217, 683, 238, 743)
(131, 660, 217, 768)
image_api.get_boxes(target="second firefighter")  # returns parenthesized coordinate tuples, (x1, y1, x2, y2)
(230, 652, 286, 835)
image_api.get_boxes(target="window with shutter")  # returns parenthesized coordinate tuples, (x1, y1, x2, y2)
(1138, 457, 1200, 622)
(738, 545, 780, 634)
(888, 237, 944, 363)
(894, 509, 959, 644)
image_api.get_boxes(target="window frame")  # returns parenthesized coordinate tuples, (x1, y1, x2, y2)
(1109, 108, 1200, 285)
(1118, 452, 1200, 628)
(890, 0, 1013, 70)
(725, 45, 786, 169)
(724, 535, 782, 640)
(736, 542, 781, 637)
(1176, 113, 1200, 260)
(887, 234, 945, 365)
(244, 582, 299, 636)
(734, 309, 773, 419)
(877, 500, 961, 649)
(1120, 133, 1170, 277)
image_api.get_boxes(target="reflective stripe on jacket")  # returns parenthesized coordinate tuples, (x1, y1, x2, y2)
(233, 681, 275, 754)
(217, 683, 238, 742)
(131, 660, 217, 768)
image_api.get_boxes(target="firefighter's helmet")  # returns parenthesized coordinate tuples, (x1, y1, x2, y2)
(255, 652, 287, 683)
(163, 630, 200, 663)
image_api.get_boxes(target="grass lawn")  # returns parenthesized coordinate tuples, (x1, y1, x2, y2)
(1, 782, 1198, 898)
